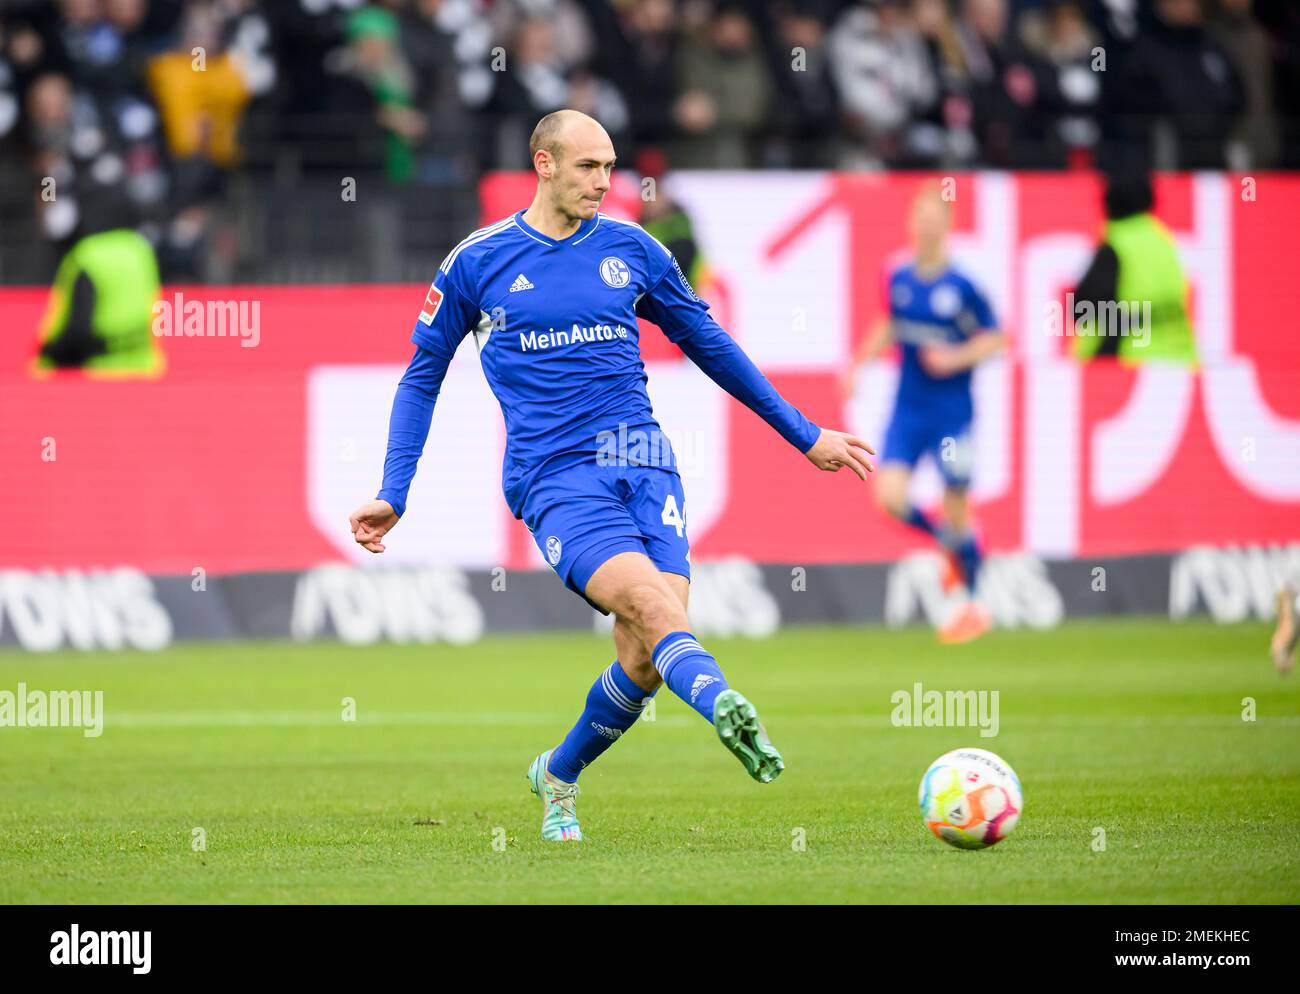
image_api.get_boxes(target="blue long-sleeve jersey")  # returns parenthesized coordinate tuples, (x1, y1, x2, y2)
(377, 210, 821, 519)
(886, 262, 998, 426)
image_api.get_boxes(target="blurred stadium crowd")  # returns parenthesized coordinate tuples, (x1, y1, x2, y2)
(0, 0, 1297, 283)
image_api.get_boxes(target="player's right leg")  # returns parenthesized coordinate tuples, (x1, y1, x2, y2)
(877, 414, 943, 540)
(874, 462, 913, 521)
(538, 600, 667, 802)
(585, 551, 784, 783)
(520, 471, 654, 840)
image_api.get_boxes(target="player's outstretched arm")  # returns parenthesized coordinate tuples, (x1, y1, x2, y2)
(639, 254, 876, 479)
(348, 344, 452, 553)
(663, 312, 875, 479)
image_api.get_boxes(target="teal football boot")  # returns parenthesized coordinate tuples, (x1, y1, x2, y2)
(526, 749, 583, 841)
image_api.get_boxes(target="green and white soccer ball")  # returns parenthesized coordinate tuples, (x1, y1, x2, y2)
(919, 747, 1022, 850)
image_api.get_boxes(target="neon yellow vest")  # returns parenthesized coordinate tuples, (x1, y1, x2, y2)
(643, 210, 706, 289)
(1074, 214, 1197, 366)
(37, 229, 163, 374)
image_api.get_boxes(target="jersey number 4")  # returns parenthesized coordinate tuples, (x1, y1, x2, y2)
(661, 494, 686, 538)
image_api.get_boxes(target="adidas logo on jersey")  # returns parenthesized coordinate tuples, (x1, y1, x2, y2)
(509, 273, 534, 292)
(690, 675, 718, 703)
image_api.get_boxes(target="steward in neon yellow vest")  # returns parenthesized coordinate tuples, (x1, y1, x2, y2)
(1072, 173, 1197, 367)
(34, 228, 164, 377)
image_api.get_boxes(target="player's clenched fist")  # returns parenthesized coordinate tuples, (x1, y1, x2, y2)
(349, 499, 399, 553)
(804, 428, 876, 480)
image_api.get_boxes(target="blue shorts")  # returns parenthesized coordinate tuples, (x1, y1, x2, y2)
(881, 411, 974, 489)
(521, 463, 691, 613)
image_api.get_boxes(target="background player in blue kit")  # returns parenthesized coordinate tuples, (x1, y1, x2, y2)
(843, 186, 1003, 644)
(348, 110, 875, 842)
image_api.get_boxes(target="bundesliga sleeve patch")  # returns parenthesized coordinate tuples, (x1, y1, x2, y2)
(418, 282, 444, 326)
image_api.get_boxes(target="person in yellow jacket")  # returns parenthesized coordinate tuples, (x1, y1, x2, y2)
(145, 5, 253, 169)
(1071, 171, 1198, 366)
(32, 195, 164, 378)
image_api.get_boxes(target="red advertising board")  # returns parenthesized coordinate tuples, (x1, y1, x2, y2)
(6, 173, 1299, 575)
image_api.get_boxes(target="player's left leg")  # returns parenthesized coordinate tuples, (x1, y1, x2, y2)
(584, 551, 784, 783)
(928, 424, 991, 642)
(940, 486, 982, 593)
(935, 486, 991, 643)
(1271, 584, 1298, 675)
(632, 464, 783, 779)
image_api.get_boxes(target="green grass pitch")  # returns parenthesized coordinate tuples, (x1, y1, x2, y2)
(1, 619, 1297, 904)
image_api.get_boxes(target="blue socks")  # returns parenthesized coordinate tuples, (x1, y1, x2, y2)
(548, 661, 656, 783)
(547, 633, 732, 781)
(952, 532, 983, 593)
(652, 631, 729, 722)
(937, 525, 984, 594)
(904, 505, 937, 537)
(907, 504, 983, 594)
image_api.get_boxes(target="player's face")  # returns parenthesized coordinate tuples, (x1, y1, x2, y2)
(550, 132, 616, 221)
(910, 197, 950, 254)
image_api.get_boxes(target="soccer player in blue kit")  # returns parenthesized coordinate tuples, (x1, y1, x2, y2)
(348, 111, 875, 841)
(844, 186, 1003, 644)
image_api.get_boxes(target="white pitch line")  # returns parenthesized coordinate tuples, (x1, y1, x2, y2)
(93, 712, 1300, 730)
(103, 711, 697, 729)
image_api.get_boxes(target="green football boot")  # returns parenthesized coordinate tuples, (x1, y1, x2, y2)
(526, 749, 583, 842)
(712, 689, 784, 783)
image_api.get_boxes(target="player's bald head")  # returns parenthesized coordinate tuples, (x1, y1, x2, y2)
(913, 181, 952, 216)
(529, 110, 611, 166)
(528, 110, 614, 222)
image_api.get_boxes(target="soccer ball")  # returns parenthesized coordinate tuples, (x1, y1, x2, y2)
(918, 747, 1022, 850)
